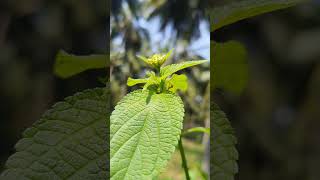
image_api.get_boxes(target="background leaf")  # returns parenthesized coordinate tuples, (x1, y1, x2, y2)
(209, 0, 307, 31)
(110, 90, 184, 179)
(54, 50, 107, 78)
(0, 88, 109, 180)
(211, 103, 238, 180)
(212, 41, 248, 95)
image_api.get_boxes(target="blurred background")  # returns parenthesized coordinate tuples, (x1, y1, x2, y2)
(0, 0, 107, 173)
(212, 0, 320, 179)
(110, 0, 210, 179)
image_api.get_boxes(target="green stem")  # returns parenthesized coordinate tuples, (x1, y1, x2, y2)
(156, 66, 161, 74)
(179, 137, 190, 180)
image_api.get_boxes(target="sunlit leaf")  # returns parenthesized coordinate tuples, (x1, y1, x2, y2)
(110, 90, 184, 179)
(183, 127, 210, 136)
(160, 60, 208, 79)
(167, 74, 188, 93)
(127, 77, 148, 86)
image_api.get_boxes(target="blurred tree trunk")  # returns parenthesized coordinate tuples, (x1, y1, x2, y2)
(0, 12, 10, 47)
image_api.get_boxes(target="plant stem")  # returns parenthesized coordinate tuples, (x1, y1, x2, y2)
(156, 66, 161, 74)
(179, 137, 190, 180)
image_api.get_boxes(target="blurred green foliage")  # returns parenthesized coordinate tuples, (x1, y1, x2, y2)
(211, 41, 248, 95)
(212, 0, 320, 179)
(0, 0, 107, 171)
(54, 51, 107, 78)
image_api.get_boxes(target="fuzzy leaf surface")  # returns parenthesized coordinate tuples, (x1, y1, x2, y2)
(0, 88, 109, 180)
(211, 103, 238, 180)
(110, 90, 184, 180)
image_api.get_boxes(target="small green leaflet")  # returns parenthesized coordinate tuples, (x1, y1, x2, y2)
(160, 60, 208, 79)
(54, 50, 107, 78)
(0, 88, 109, 180)
(110, 90, 184, 180)
(127, 77, 148, 86)
(166, 74, 188, 93)
(209, 0, 307, 31)
(211, 103, 238, 180)
(127, 60, 207, 93)
(127, 72, 159, 90)
(183, 127, 210, 136)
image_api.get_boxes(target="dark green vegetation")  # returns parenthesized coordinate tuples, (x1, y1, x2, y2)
(0, 88, 109, 179)
(211, 0, 308, 179)
(0, 0, 107, 179)
(1, 43, 109, 179)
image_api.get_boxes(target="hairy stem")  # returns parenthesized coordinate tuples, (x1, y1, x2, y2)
(179, 137, 190, 180)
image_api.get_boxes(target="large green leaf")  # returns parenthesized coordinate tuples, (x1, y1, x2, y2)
(160, 60, 207, 79)
(54, 50, 107, 78)
(110, 90, 184, 179)
(0, 88, 109, 180)
(212, 41, 248, 95)
(209, 0, 307, 31)
(211, 103, 238, 180)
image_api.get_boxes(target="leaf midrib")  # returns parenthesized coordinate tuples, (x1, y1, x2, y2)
(111, 109, 152, 179)
(110, 107, 148, 157)
(122, 111, 151, 179)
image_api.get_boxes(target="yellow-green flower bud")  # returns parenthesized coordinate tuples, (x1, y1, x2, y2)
(137, 49, 173, 69)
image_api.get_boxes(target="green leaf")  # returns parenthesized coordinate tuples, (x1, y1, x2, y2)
(209, 0, 307, 31)
(137, 55, 149, 64)
(0, 88, 109, 179)
(212, 41, 248, 95)
(127, 77, 149, 86)
(211, 103, 238, 180)
(166, 74, 188, 93)
(110, 90, 184, 179)
(54, 50, 107, 78)
(183, 127, 210, 136)
(127, 71, 160, 89)
(160, 60, 208, 79)
(163, 49, 174, 63)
